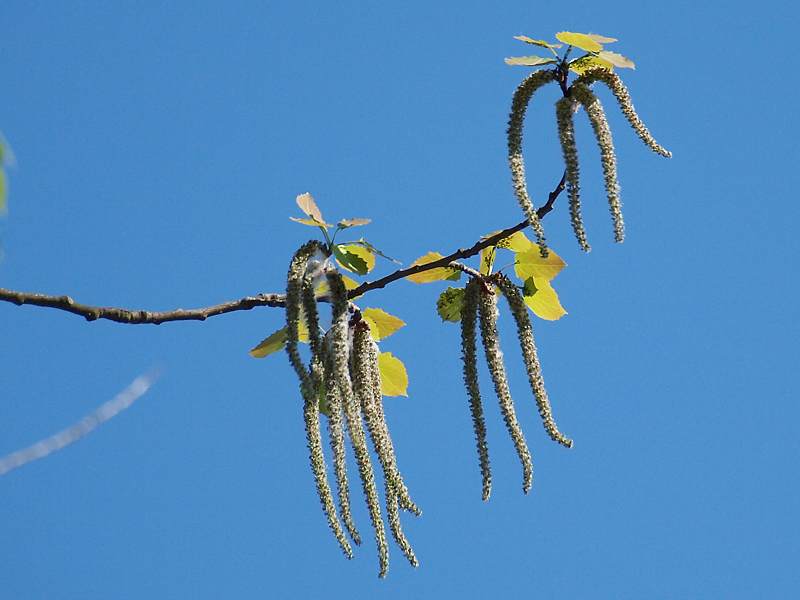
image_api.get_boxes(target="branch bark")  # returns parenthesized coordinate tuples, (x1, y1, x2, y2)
(0, 173, 565, 325)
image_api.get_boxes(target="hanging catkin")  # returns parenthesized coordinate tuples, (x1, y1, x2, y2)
(477, 284, 534, 493)
(507, 69, 557, 256)
(495, 274, 573, 448)
(575, 68, 672, 158)
(285, 242, 352, 559)
(571, 83, 624, 243)
(327, 272, 389, 578)
(460, 278, 492, 500)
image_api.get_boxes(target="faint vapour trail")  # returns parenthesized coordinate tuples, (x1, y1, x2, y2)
(0, 371, 159, 476)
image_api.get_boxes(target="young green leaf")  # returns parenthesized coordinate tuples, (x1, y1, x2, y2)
(482, 230, 534, 253)
(361, 307, 405, 341)
(350, 238, 401, 264)
(249, 317, 310, 358)
(588, 33, 618, 44)
(522, 277, 567, 321)
(569, 55, 614, 75)
(314, 273, 360, 298)
(249, 327, 289, 358)
(555, 31, 603, 53)
(480, 246, 496, 275)
(333, 243, 375, 275)
(290, 216, 333, 228)
(296, 192, 325, 224)
(513, 35, 563, 50)
(378, 352, 409, 397)
(514, 245, 566, 281)
(504, 55, 558, 67)
(436, 287, 465, 322)
(405, 252, 461, 283)
(337, 218, 371, 229)
(598, 50, 635, 69)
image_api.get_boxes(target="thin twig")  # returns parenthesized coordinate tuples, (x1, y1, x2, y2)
(0, 173, 566, 325)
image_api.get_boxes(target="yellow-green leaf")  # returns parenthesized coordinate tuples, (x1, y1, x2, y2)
(352, 238, 401, 264)
(513, 35, 562, 49)
(341, 274, 360, 290)
(378, 352, 408, 397)
(598, 50, 635, 69)
(335, 243, 376, 274)
(555, 31, 603, 53)
(482, 230, 534, 253)
(296, 192, 325, 224)
(405, 252, 461, 284)
(0, 169, 6, 214)
(504, 55, 558, 67)
(249, 319, 309, 358)
(337, 218, 371, 228)
(588, 33, 618, 44)
(362, 307, 405, 340)
(569, 55, 614, 75)
(290, 216, 332, 228)
(515, 245, 566, 281)
(249, 327, 288, 358)
(480, 246, 496, 275)
(522, 277, 567, 321)
(437, 287, 465, 322)
(314, 274, 360, 298)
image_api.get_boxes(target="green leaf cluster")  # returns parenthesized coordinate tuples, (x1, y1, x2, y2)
(426, 231, 568, 323)
(290, 192, 397, 276)
(505, 30, 636, 76)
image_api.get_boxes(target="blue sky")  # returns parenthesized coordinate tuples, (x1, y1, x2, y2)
(1, 2, 798, 598)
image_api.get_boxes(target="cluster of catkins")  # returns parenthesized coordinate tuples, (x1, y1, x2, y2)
(508, 67, 671, 255)
(285, 240, 420, 578)
(460, 274, 572, 499)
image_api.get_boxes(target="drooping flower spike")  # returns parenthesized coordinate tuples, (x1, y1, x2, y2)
(477, 283, 534, 493)
(321, 336, 362, 546)
(555, 96, 591, 252)
(327, 271, 390, 577)
(575, 68, 672, 158)
(507, 69, 557, 256)
(571, 83, 624, 243)
(460, 278, 492, 501)
(352, 320, 419, 567)
(285, 241, 353, 559)
(495, 274, 573, 448)
(359, 331, 420, 516)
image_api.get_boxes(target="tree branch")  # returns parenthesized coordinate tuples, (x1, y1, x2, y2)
(0, 173, 566, 325)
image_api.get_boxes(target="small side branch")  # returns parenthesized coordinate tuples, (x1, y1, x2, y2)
(0, 288, 286, 324)
(0, 173, 566, 325)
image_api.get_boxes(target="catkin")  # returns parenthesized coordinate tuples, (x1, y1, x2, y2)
(460, 279, 492, 501)
(575, 69, 672, 158)
(366, 335, 420, 515)
(477, 284, 534, 494)
(556, 96, 591, 252)
(285, 242, 352, 559)
(385, 480, 419, 567)
(321, 337, 362, 546)
(495, 274, 573, 448)
(507, 69, 557, 256)
(327, 272, 389, 578)
(572, 83, 624, 243)
(353, 320, 419, 567)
